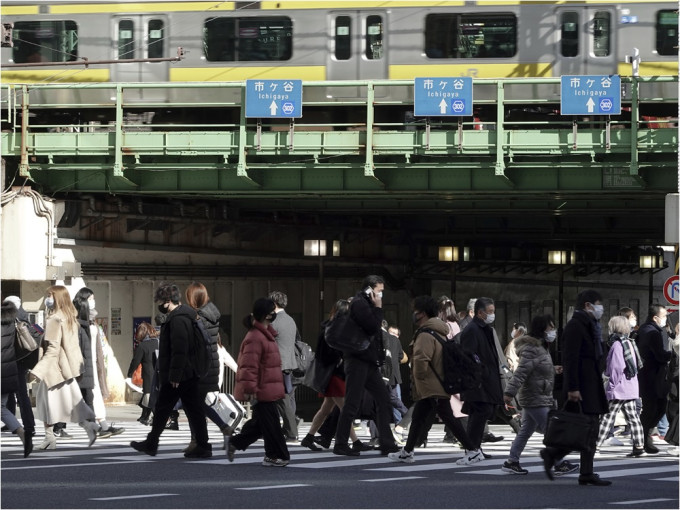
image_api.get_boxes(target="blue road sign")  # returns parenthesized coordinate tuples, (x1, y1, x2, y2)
(560, 75, 621, 115)
(245, 79, 302, 118)
(414, 77, 473, 117)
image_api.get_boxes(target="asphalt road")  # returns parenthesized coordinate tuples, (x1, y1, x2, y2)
(1, 405, 678, 509)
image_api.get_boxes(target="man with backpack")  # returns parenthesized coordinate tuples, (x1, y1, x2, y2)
(388, 296, 475, 464)
(129, 283, 211, 458)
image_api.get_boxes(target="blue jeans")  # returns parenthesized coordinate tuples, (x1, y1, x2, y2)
(509, 406, 550, 463)
(1, 393, 22, 432)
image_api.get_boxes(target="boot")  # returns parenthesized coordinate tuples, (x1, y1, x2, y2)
(37, 425, 56, 450)
(165, 410, 179, 430)
(16, 427, 33, 458)
(79, 421, 98, 447)
(183, 436, 197, 454)
(138, 407, 152, 426)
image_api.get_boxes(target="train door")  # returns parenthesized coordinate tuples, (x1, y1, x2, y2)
(327, 11, 388, 98)
(554, 7, 617, 77)
(110, 15, 168, 96)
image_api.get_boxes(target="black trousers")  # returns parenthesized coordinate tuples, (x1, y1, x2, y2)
(231, 401, 290, 461)
(640, 396, 668, 436)
(335, 357, 396, 449)
(15, 366, 35, 433)
(465, 401, 496, 450)
(405, 398, 474, 452)
(544, 412, 599, 475)
(147, 378, 209, 449)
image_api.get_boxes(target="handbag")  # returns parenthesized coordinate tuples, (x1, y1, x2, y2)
(14, 319, 39, 361)
(132, 364, 143, 387)
(543, 401, 595, 452)
(303, 357, 335, 394)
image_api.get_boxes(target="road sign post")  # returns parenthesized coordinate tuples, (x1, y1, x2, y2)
(560, 75, 621, 115)
(663, 275, 679, 307)
(245, 79, 302, 118)
(414, 77, 473, 117)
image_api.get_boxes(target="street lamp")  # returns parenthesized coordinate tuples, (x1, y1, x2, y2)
(438, 245, 469, 300)
(639, 248, 664, 306)
(547, 249, 575, 340)
(304, 239, 340, 323)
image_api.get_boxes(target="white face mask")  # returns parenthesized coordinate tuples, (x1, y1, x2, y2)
(376, 291, 383, 299)
(88, 299, 96, 310)
(484, 313, 495, 325)
(588, 303, 604, 320)
(44, 297, 55, 309)
(657, 316, 667, 328)
(629, 318, 637, 328)
(545, 330, 557, 343)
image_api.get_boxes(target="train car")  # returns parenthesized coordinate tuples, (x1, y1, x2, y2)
(1, 0, 677, 125)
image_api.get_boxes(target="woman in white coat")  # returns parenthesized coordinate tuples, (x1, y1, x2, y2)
(29, 285, 98, 450)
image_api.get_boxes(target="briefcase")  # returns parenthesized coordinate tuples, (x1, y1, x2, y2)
(543, 401, 595, 452)
(205, 392, 246, 432)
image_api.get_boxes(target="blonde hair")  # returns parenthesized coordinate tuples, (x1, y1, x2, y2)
(46, 285, 78, 333)
(608, 315, 630, 336)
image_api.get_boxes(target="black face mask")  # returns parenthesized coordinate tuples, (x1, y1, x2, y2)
(267, 311, 277, 322)
(158, 303, 168, 314)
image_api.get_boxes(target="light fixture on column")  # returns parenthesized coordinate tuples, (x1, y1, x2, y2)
(548, 250, 574, 265)
(438, 246, 470, 262)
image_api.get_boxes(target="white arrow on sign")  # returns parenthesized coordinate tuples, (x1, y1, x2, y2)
(269, 101, 278, 115)
(586, 97, 595, 113)
(439, 99, 447, 114)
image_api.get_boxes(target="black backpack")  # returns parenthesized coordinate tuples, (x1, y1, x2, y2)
(191, 317, 213, 379)
(292, 330, 314, 385)
(417, 327, 482, 394)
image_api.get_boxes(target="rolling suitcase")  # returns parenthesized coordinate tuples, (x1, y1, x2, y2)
(205, 391, 246, 432)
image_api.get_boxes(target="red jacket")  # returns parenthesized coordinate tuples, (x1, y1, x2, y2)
(234, 321, 284, 403)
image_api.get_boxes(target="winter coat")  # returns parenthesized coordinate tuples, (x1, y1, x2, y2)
(604, 335, 640, 401)
(345, 291, 385, 365)
(76, 318, 94, 390)
(636, 321, 672, 399)
(90, 324, 109, 399)
(31, 312, 84, 389)
(410, 317, 450, 401)
(273, 309, 297, 372)
(234, 321, 285, 403)
(504, 335, 555, 408)
(1, 303, 19, 395)
(460, 317, 504, 405)
(127, 336, 159, 394)
(157, 304, 197, 385)
(561, 310, 608, 414)
(197, 302, 221, 395)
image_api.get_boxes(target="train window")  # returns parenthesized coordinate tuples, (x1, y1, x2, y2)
(656, 10, 679, 56)
(560, 11, 579, 57)
(11, 20, 78, 63)
(335, 16, 351, 61)
(592, 11, 610, 57)
(203, 16, 292, 61)
(147, 19, 164, 59)
(365, 15, 383, 60)
(118, 19, 135, 59)
(425, 14, 516, 59)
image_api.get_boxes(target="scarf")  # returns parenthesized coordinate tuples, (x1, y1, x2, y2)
(611, 333, 643, 379)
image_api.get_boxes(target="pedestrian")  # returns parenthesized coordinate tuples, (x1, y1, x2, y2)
(458, 297, 503, 464)
(501, 314, 577, 476)
(1, 300, 32, 457)
(636, 304, 673, 454)
(332, 275, 399, 457)
(504, 322, 526, 372)
(29, 285, 99, 450)
(126, 322, 159, 425)
(438, 297, 461, 341)
(595, 316, 645, 457)
(539, 289, 611, 486)
(226, 298, 290, 467)
(130, 283, 211, 458)
(388, 295, 475, 464)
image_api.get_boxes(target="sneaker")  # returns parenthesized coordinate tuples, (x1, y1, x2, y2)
(54, 429, 73, 439)
(97, 429, 113, 439)
(667, 447, 679, 456)
(392, 429, 406, 446)
(456, 449, 483, 465)
(501, 460, 528, 475)
(367, 438, 380, 448)
(554, 460, 579, 476)
(387, 447, 415, 464)
(106, 425, 125, 436)
(603, 436, 624, 446)
(262, 456, 289, 467)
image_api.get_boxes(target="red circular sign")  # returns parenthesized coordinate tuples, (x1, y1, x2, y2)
(663, 275, 679, 306)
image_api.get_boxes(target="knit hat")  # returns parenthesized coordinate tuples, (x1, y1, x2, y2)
(3, 295, 21, 309)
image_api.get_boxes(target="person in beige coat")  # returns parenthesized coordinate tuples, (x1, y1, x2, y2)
(29, 286, 98, 450)
(388, 295, 475, 464)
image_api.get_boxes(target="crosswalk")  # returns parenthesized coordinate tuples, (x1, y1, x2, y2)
(2, 420, 678, 484)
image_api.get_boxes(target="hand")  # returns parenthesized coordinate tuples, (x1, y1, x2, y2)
(242, 393, 254, 402)
(567, 390, 582, 402)
(503, 395, 514, 405)
(27, 371, 39, 383)
(554, 365, 563, 375)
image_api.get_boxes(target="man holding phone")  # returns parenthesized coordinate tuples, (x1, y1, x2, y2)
(333, 275, 399, 457)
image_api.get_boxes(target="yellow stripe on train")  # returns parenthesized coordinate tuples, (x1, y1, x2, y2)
(169, 66, 326, 82)
(389, 63, 554, 80)
(0, 69, 110, 83)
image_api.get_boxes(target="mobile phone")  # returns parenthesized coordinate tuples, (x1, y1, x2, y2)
(364, 286, 373, 296)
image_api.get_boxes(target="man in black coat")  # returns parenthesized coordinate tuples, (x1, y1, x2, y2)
(333, 275, 398, 457)
(458, 297, 503, 464)
(636, 304, 672, 454)
(130, 283, 211, 458)
(540, 289, 611, 486)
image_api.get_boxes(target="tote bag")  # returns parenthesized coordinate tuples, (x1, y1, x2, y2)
(543, 401, 595, 452)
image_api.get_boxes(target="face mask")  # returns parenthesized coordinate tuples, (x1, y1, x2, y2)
(376, 291, 383, 299)
(157, 303, 168, 314)
(657, 316, 667, 328)
(267, 311, 277, 322)
(545, 330, 557, 343)
(88, 299, 96, 310)
(412, 312, 421, 324)
(484, 313, 495, 325)
(45, 297, 55, 309)
(588, 304, 604, 320)
(629, 318, 637, 328)
(511, 329, 517, 338)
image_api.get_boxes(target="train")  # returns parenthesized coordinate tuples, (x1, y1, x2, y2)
(1, 0, 677, 126)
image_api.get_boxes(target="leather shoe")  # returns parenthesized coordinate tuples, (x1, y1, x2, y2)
(352, 440, 373, 452)
(644, 443, 659, 454)
(333, 443, 360, 457)
(184, 446, 212, 458)
(539, 449, 555, 481)
(379, 444, 400, 456)
(130, 440, 157, 456)
(482, 432, 504, 443)
(313, 435, 332, 449)
(578, 473, 612, 486)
